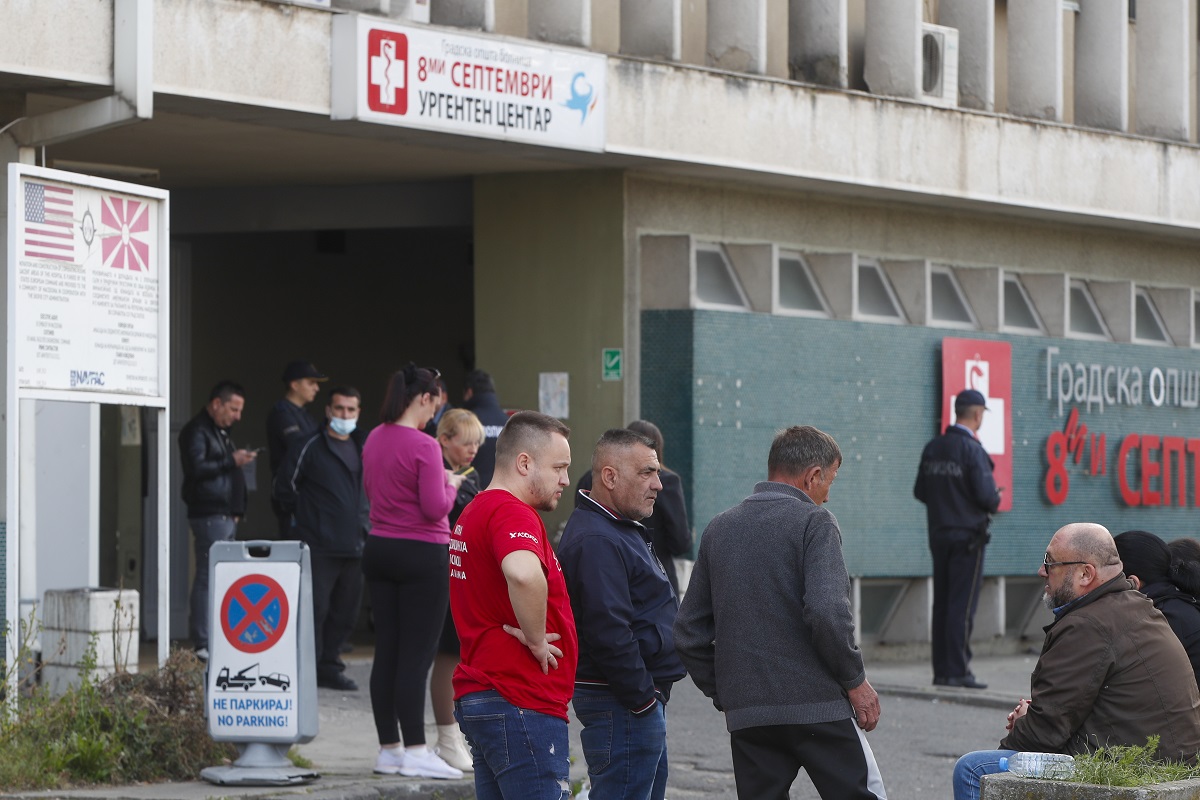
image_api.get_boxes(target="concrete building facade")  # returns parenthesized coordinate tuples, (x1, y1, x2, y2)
(2, 0, 1199, 649)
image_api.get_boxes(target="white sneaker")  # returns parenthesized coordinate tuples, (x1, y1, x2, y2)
(373, 746, 405, 775)
(399, 746, 464, 780)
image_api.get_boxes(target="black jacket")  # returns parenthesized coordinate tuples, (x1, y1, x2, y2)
(575, 468, 693, 595)
(1143, 579, 1200, 688)
(273, 427, 370, 558)
(179, 408, 246, 517)
(266, 398, 320, 476)
(558, 491, 687, 711)
(462, 391, 508, 488)
(913, 425, 1001, 543)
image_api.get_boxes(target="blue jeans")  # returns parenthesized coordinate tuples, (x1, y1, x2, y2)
(455, 690, 571, 800)
(188, 515, 237, 650)
(953, 750, 1016, 800)
(572, 685, 668, 800)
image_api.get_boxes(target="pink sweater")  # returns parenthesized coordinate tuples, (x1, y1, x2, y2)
(362, 424, 456, 544)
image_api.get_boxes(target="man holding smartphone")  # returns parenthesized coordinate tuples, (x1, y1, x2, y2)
(179, 380, 257, 660)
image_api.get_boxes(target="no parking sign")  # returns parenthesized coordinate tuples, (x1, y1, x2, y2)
(206, 541, 318, 744)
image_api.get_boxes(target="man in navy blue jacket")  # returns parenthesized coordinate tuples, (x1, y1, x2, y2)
(914, 389, 1002, 690)
(275, 386, 369, 692)
(558, 428, 687, 800)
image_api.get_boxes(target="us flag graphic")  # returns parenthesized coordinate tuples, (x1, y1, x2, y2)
(23, 182, 76, 263)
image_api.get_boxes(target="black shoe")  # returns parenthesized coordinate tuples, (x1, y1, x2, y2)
(942, 675, 988, 689)
(317, 673, 359, 691)
(340, 642, 354, 654)
(932, 676, 949, 686)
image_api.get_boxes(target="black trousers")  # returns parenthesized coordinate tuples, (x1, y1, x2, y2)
(311, 553, 363, 680)
(930, 537, 986, 680)
(730, 719, 887, 799)
(362, 536, 448, 746)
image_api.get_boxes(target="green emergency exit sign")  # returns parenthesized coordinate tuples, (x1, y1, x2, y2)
(602, 348, 623, 381)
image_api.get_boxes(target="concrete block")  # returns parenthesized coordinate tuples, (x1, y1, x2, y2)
(982, 772, 1200, 799)
(42, 629, 135, 669)
(42, 588, 139, 633)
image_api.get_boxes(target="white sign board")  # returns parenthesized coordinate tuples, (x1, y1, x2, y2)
(8, 165, 167, 400)
(208, 561, 300, 740)
(333, 15, 606, 152)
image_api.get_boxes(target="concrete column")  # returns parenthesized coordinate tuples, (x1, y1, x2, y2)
(680, 0, 707, 66)
(765, 0, 787, 78)
(432, 0, 493, 30)
(863, 0, 922, 100)
(1135, 0, 1190, 141)
(941, 0, 994, 110)
(528, 0, 590, 47)
(491, 0, 528, 37)
(707, 0, 767, 74)
(789, 0, 848, 88)
(1073, 0, 1128, 131)
(591, 0, 619, 54)
(1007, 0, 1063, 120)
(621, 0, 680, 60)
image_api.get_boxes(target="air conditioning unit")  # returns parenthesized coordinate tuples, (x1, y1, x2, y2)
(920, 23, 959, 108)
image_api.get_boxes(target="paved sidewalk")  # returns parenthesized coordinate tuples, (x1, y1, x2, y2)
(1, 647, 1045, 800)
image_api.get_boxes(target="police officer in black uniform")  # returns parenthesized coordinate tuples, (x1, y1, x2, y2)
(914, 389, 1001, 689)
(266, 360, 327, 537)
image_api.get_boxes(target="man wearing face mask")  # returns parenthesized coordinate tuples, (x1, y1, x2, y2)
(275, 386, 370, 691)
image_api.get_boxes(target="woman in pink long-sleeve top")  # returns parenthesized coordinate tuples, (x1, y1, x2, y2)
(362, 363, 466, 780)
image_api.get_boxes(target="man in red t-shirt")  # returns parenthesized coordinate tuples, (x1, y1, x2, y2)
(450, 410, 577, 799)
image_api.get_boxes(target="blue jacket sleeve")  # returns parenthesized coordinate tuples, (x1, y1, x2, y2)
(966, 442, 1002, 513)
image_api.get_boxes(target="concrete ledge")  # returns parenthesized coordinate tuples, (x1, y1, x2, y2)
(982, 772, 1200, 799)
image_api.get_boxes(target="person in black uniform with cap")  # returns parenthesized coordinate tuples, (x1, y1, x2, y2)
(914, 388, 1001, 689)
(267, 359, 327, 537)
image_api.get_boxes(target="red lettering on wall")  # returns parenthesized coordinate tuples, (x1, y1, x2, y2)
(1141, 435, 1162, 506)
(1117, 434, 1141, 507)
(1045, 431, 1069, 506)
(1190, 440, 1200, 508)
(1163, 437, 1187, 507)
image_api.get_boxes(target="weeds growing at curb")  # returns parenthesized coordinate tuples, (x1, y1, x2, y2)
(1071, 736, 1200, 787)
(0, 635, 236, 791)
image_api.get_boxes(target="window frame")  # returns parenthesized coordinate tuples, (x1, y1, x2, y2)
(774, 249, 832, 318)
(1066, 279, 1113, 342)
(928, 265, 979, 330)
(1132, 287, 1173, 346)
(854, 259, 908, 325)
(999, 273, 1047, 335)
(691, 241, 751, 312)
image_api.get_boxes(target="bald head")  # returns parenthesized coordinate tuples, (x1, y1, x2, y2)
(1051, 523, 1124, 583)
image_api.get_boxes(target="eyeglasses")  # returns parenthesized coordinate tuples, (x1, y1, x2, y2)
(1043, 553, 1090, 570)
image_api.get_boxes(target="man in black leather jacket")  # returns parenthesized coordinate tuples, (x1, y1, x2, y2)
(179, 380, 257, 659)
(914, 389, 1002, 690)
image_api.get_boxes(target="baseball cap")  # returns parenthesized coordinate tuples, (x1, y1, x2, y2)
(282, 360, 328, 383)
(954, 389, 988, 410)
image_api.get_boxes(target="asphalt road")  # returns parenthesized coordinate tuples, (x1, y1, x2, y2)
(657, 677, 1003, 799)
(317, 658, 1014, 799)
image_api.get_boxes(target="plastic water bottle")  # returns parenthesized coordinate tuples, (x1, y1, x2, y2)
(998, 752, 1076, 779)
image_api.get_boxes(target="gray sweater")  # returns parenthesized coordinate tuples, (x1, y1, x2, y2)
(674, 481, 865, 732)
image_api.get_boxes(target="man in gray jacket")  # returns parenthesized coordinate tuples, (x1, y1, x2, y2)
(674, 425, 886, 800)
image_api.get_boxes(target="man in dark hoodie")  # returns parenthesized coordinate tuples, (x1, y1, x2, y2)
(558, 428, 686, 800)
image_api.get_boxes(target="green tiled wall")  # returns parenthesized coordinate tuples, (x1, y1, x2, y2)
(642, 310, 1200, 578)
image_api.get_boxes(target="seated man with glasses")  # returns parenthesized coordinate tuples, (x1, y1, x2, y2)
(951, 522, 1200, 800)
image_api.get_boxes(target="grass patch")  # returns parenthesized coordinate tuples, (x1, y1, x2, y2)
(1072, 736, 1200, 787)
(0, 647, 237, 790)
